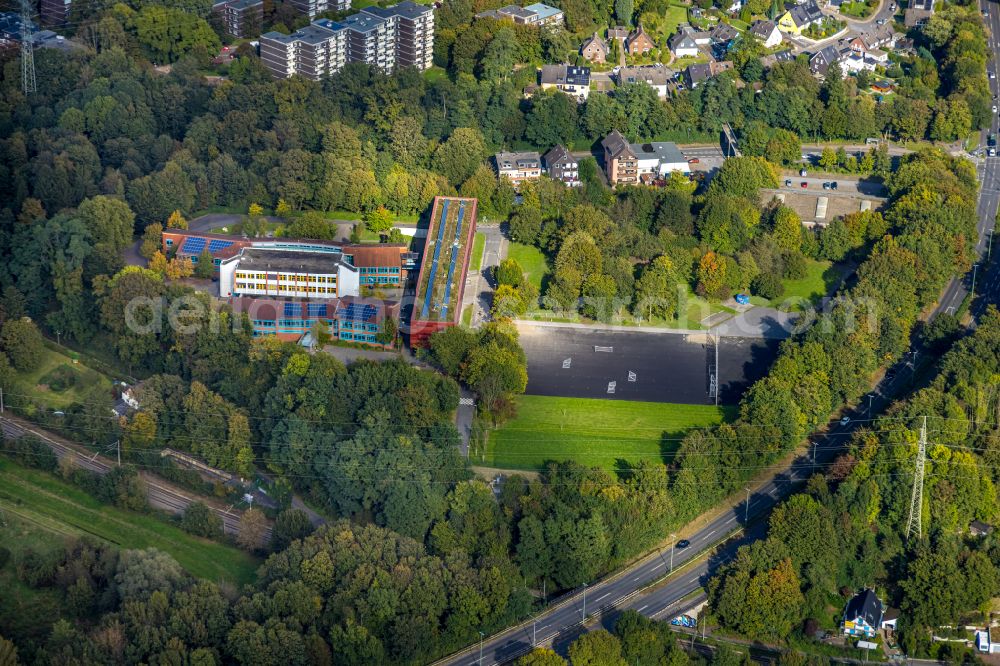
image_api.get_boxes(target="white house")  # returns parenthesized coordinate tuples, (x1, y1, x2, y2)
(749, 20, 782, 48)
(615, 65, 672, 99)
(668, 29, 699, 58)
(631, 141, 690, 179)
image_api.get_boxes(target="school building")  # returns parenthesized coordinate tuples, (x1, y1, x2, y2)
(231, 296, 400, 345)
(161, 230, 417, 289)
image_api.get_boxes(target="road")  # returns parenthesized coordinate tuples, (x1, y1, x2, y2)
(0, 413, 270, 540)
(441, 20, 1000, 663)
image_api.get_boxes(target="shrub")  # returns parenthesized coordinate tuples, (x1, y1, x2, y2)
(753, 272, 785, 299)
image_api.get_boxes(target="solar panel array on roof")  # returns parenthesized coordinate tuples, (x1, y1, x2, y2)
(337, 303, 377, 322)
(208, 239, 234, 253)
(284, 302, 302, 317)
(182, 237, 206, 255)
(307, 303, 326, 317)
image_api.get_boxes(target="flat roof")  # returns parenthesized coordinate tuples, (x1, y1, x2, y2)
(363, 0, 432, 19)
(233, 248, 352, 275)
(524, 2, 561, 18)
(630, 141, 686, 164)
(414, 197, 478, 324)
(343, 12, 388, 32)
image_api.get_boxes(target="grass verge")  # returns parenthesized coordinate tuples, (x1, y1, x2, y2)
(485, 395, 736, 472)
(470, 232, 486, 272)
(0, 458, 260, 587)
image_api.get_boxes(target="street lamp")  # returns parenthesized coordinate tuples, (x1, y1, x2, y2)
(479, 631, 485, 665)
(744, 487, 751, 524)
(972, 263, 979, 300)
(582, 583, 588, 620)
(670, 533, 677, 573)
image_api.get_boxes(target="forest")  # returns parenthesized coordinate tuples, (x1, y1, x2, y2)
(0, 0, 992, 661)
(708, 307, 1000, 660)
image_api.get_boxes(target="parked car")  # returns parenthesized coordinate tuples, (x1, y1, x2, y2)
(800, 181, 808, 188)
(991, 148, 997, 157)
(990, 134, 998, 147)
(839, 416, 851, 426)
(799, 168, 808, 177)
(830, 181, 838, 190)
(822, 182, 830, 190)
(993, 105, 998, 113)
(785, 178, 792, 186)
(688, 157, 700, 164)
(991, 71, 996, 80)
(735, 293, 750, 305)
(876, 18, 887, 24)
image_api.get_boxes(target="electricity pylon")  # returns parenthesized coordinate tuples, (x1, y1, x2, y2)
(905, 416, 927, 541)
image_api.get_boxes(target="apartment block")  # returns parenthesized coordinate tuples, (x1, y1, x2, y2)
(40, 0, 70, 26)
(362, 1, 434, 70)
(231, 295, 399, 346)
(260, 0, 433, 79)
(212, 0, 264, 38)
(543, 145, 580, 187)
(289, 0, 350, 20)
(260, 23, 346, 80)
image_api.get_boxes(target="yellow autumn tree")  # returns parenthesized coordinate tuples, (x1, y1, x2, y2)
(166, 210, 188, 229)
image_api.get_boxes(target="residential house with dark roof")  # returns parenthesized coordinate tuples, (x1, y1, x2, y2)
(669, 29, 699, 57)
(581, 32, 609, 62)
(710, 22, 739, 46)
(540, 64, 591, 101)
(543, 145, 580, 187)
(760, 48, 794, 68)
(749, 19, 782, 47)
(778, 0, 823, 34)
(861, 24, 897, 50)
(494, 151, 542, 189)
(685, 60, 733, 87)
(626, 24, 656, 55)
(615, 65, 673, 98)
(809, 44, 841, 76)
(842, 589, 884, 639)
(607, 25, 629, 42)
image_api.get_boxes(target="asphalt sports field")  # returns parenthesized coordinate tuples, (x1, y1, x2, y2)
(517, 325, 780, 405)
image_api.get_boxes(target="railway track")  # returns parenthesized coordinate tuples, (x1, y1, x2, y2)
(1, 415, 269, 540)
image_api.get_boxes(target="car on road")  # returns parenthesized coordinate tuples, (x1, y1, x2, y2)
(822, 182, 830, 190)
(839, 416, 851, 426)
(876, 18, 887, 24)
(991, 72, 997, 80)
(830, 181, 838, 190)
(989, 134, 997, 147)
(800, 181, 808, 188)
(991, 148, 997, 157)
(994, 105, 998, 114)
(688, 157, 699, 164)
(885, 368, 897, 380)
(675, 539, 690, 549)
(785, 178, 792, 186)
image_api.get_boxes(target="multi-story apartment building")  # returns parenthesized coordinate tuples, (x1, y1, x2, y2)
(342, 12, 396, 73)
(212, 0, 264, 38)
(495, 151, 542, 189)
(543, 145, 580, 187)
(289, 0, 350, 20)
(39, 0, 70, 25)
(362, 1, 434, 70)
(602, 130, 639, 186)
(260, 0, 433, 78)
(260, 22, 346, 80)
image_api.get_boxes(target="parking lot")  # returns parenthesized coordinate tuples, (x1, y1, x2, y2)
(517, 324, 780, 405)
